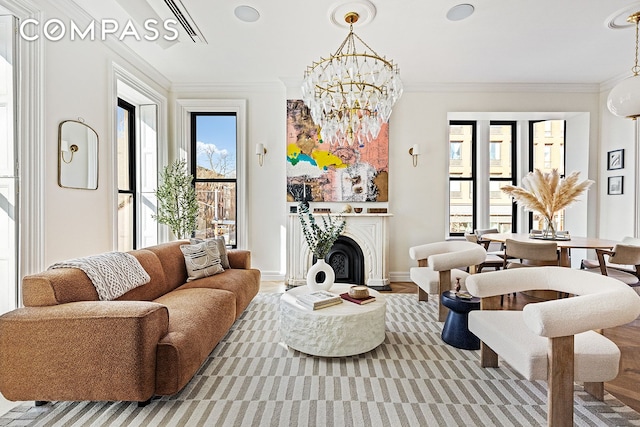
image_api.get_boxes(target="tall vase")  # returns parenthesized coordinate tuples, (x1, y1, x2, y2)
(543, 216, 556, 239)
(306, 259, 335, 292)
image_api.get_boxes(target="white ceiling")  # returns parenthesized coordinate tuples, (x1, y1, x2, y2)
(72, 0, 640, 87)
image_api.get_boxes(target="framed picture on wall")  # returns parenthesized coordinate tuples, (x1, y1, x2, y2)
(608, 176, 623, 195)
(607, 149, 624, 170)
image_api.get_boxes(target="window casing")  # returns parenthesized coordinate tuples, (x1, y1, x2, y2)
(191, 113, 238, 247)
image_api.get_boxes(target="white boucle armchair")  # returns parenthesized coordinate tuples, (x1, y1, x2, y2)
(466, 267, 640, 427)
(409, 241, 487, 321)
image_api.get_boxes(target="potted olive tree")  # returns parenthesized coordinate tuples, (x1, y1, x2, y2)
(154, 159, 199, 239)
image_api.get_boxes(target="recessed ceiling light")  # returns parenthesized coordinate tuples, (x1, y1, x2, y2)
(234, 5, 260, 23)
(447, 4, 474, 21)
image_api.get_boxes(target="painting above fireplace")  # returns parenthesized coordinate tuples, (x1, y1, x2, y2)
(285, 100, 389, 203)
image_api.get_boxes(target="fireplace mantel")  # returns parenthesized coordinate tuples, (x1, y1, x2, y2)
(286, 213, 392, 290)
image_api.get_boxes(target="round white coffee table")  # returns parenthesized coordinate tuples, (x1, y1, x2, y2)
(279, 283, 386, 357)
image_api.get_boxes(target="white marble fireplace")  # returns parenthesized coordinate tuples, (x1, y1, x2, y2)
(286, 213, 391, 290)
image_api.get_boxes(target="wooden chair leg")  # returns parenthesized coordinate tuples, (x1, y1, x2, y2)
(583, 382, 604, 401)
(480, 342, 499, 368)
(418, 287, 429, 302)
(438, 270, 451, 322)
(548, 335, 574, 427)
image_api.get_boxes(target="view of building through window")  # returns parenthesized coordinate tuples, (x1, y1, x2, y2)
(531, 120, 565, 231)
(191, 113, 238, 247)
(449, 119, 564, 235)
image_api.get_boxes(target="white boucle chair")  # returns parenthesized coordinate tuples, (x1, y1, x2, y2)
(466, 267, 640, 427)
(409, 241, 487, 321)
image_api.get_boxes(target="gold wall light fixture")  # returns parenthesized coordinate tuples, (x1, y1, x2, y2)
(608, 11, 640, 119)
(301, 10, 403, 146)
(408, 144, 420, 167)
(256, 143, 267, 166)
(61, 140, 79, 164)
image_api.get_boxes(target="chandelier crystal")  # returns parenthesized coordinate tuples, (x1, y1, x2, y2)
(301, 12, 403, 146)
(608, 11, 640, 119)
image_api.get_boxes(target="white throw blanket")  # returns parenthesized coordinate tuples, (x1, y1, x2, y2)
(49, 252, 150, 301)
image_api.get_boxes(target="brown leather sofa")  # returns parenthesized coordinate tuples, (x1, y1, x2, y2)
(0, 241, 260, 405)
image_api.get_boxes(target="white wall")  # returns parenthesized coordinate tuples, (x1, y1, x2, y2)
(37, 2, 169, 266)
(169, 84, 287, 279)
(598, 91, 636, 240)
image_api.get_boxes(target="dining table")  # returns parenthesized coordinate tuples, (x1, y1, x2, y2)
(480, 232, 619, 268)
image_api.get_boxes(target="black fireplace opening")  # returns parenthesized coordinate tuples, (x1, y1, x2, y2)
(313, 235, 365, 286)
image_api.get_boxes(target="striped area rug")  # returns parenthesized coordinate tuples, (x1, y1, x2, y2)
(4, 293, 639, 426)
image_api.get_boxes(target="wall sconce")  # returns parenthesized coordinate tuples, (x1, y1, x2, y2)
(408, 144, 420, 167)
(61, 140, 79, 164)
(256, 143, 267, 166)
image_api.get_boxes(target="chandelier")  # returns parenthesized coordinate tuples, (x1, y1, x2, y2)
(301, 12, 403, 146)
(608, 11, 640, 119)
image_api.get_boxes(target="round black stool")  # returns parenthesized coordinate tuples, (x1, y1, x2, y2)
(440, 291, 481, 350)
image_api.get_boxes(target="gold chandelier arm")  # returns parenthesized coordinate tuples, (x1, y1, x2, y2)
(320, 81, 385, 96)
(635, 15, 640, 76)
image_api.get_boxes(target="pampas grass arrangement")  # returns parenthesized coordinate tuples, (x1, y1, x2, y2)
(501, 169, 594, 236)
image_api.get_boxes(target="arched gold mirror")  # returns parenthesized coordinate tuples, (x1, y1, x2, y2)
(58, 119, 99, 189)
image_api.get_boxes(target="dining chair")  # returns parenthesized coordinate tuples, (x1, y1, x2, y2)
(584, 243, 640, 286)
(464, 233, 504, 272)
(501, 239, 559, 303)
(581, 236, 640, 275)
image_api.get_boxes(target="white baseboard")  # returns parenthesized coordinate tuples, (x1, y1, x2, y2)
(389, 272, 411, 282)
(260, 272, 285, 281)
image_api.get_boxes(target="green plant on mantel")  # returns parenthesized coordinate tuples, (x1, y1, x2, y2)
(298, 202, 346, 259)
(154, 159, 198, 239)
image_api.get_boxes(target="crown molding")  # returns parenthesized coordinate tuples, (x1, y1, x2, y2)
(403, 82, 601, 93)
(171, 81, 285, 93)
(278, 77, 601, 94)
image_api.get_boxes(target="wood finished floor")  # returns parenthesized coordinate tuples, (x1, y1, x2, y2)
(261, 281, 640, 414)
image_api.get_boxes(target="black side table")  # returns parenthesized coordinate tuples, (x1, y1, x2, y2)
(440, 291, 481, 350)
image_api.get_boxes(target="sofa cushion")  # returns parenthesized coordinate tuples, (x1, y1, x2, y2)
(145, 241, 190, 290)
(181, 240, 224, 281)
(191, 237, 230, 269)
(154, 288, 236, 395)
(179, 268, 261, 318)
(118, 249, 170, 301)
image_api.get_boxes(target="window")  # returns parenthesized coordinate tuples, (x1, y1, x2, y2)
(191, 113, 238, 247)
(490, 142, 501, 161)
(450, 142, 462, 160)
(530, 120, 566, 230)
(489, 122, 516, 233)
(448, 121, 475, 235)
(543, 145, 552, 169)
(448, 120, 516, 236)
(115, 83, 160, 251)
(117, 99, 136, 251)
(0, 15, 18, 314)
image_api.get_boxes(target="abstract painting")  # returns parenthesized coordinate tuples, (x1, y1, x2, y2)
(286, 100, 388, 202)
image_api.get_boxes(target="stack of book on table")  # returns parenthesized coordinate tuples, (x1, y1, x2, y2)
(296, 290, 342, 310)
(339, 293, 376, 305)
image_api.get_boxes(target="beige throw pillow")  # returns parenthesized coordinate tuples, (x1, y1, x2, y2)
(190, 237, 230, 269)
(181, 240, 224, 282)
